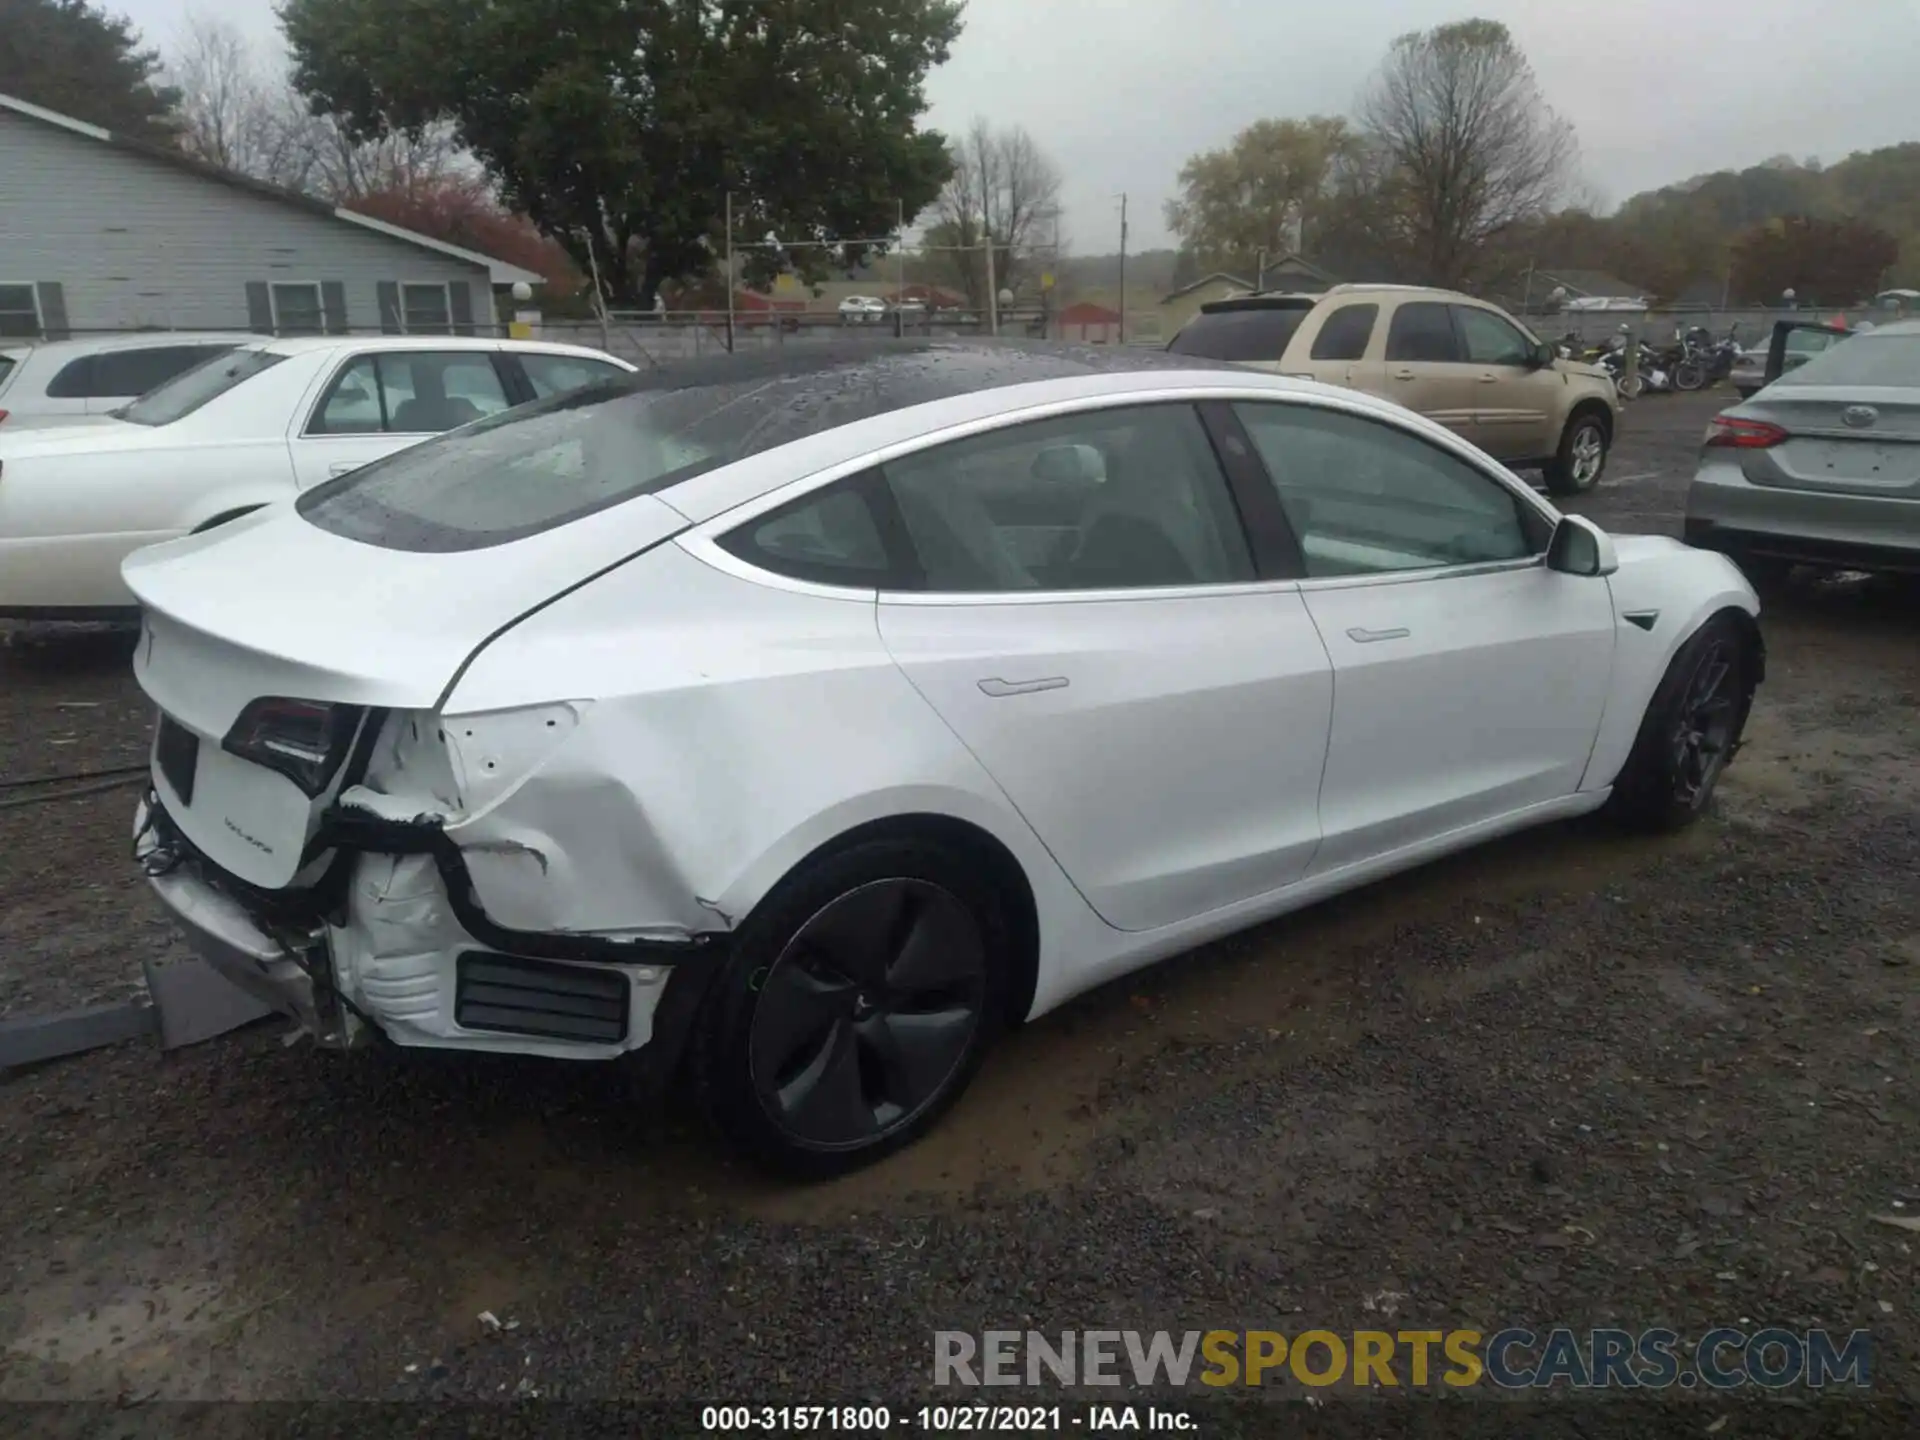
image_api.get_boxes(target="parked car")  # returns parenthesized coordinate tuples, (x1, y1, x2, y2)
(0, 331, 252, 429)
(838, 295, 888, 323)
(0, 335, 635, 617)
(1685, 318, 1917, 580)
(126, 340, 1763, 1177)
(1166, 284, 1620, 495)
(1728, 323, 1848, 399)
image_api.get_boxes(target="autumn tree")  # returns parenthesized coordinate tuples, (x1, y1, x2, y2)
(280, 0, 961, 306)
(0, 0, 178, 140)
(1165, 116, 1364, 276)
(925, 120, 1064, 308)
(347, 177, 580, 296)
(1728, 215, 1898, 306)
(1358, 19, 1576, 287)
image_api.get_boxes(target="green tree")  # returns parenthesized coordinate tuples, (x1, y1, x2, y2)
(279, 0, 961, 306)
(1164, 116, 1362, 275)
(0, 0, 179, 140)
(1358, 19, 1576, 287)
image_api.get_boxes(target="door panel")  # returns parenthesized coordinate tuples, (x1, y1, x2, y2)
(880, 590, 1333, 931)
(1383, 301, 1476, 437)
(1301, 566, 1615, 872)
(1452, 305, 1556, 458)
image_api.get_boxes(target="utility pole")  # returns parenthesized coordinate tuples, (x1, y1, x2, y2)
(1117, 193, 1129, 344)
(984, 229, 998, 336)
(724, 190, 735, 353)
(896, 198, 907, 336)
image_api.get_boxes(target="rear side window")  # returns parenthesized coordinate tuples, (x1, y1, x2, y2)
(117, 349, 284, 426)
(1386, 303, 1462, 363)
(519, 352, 630, 398)
(308, 352, 513, 435)
(1168, 304, 1310, 362)
(1309, 304, 1378, 361)
(1775, 332, 1920, 387)
(716, 479, 900, 588)
(92, 345, 237, 398)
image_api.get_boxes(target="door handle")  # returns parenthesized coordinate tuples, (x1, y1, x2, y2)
(1390, 368, 1416, 380)
(1477, 373, 1500, 383)
(978, 676, 1069, 697)
(328, 462, 361, 476)
(1346, 627, 1410, 644)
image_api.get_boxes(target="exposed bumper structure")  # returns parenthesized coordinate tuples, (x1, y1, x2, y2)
(133, 792, 726, 1061)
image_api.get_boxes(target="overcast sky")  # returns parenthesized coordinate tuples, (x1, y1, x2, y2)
(118, 0, 1920, 252)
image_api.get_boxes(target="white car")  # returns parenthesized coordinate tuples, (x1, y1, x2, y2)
(0, 335, 635, 617)
(838, 295, 888, 323)
(0, 331, 253, 430)
(126, 342, 1763, 1177)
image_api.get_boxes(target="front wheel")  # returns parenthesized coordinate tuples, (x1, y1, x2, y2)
(1673, 360, 1707, 391)
(1604, 613, 1755, 832)
(1544, 413, 1610, 496)
(691, 838, 1010, 1178)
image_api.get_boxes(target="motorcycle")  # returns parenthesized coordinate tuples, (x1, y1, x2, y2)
(1672, 325, 1741, 391)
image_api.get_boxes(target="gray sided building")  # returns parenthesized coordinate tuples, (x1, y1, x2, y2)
(0, 91, 542, 342)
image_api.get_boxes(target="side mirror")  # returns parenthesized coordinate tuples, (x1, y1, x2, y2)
(1531, 341, 1557, 369)
(1547, 514, 1619, 577)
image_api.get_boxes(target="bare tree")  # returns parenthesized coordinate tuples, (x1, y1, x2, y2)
(167, 15, 278, 174)
(927, 120, 1063, 307)
(1358, 19, 1577, 287)
(166, 12, 465, 202)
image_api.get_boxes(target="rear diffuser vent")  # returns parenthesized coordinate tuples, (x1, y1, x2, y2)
(455, 952, 630, 1044)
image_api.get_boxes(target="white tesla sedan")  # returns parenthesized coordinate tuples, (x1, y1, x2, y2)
(0, 334, 634, 617)
(126, 341, 1763, 1176)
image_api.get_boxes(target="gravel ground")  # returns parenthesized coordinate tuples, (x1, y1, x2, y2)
(2, 390, 1917, 1433)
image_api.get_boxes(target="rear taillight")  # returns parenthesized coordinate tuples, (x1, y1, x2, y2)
(222, 697, 365, 795)
(0, 409, 9, 423)
(1704, 416, 1788, 449)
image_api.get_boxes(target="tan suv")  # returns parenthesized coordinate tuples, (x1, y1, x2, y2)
(1167, 284, 1620, 495)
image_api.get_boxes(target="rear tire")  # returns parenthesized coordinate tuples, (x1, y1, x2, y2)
(1674, 360, 1707, 391)
(1604, 613, 1755, 833)
(1544, 412, 1611, 496)
(691, 838, 1010, 1179)
(1615, 371, 1645, 400)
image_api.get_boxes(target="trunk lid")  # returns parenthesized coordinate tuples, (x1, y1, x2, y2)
(1737, 388, 1920, 500)
(129, 495, 689, 887)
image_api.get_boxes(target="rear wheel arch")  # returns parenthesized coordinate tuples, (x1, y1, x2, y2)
(744, 812, 1041, 1030)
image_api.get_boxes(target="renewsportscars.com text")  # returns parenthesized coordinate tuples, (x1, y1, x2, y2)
(933, 1327, 1873, 1390)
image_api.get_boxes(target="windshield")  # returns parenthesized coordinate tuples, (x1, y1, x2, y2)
(1167, 304, 1311, 362)
(300, 372, 826, 552)
(1773, 332, 1920, 388)
(116, 348, 285, 426)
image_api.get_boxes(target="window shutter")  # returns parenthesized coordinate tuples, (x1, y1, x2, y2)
(245, 281, 274, 334)
(448, 280, 476, 335)
(377, 282, 403, 334)
(35, 282, 70, 340)
(320, 281, 349, 335)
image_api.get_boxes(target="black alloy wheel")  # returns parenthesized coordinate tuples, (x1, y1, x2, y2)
(1670, 636, 1739, 807)
(748, 878, 987, 1149)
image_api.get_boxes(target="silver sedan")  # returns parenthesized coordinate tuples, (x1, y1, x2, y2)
(1686, 319, 1920, 578)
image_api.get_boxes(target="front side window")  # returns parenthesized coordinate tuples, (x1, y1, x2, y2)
(1385, 302, 1462, 363)
(116, 348, 285, 426)
(1232, 401, 1544, 577)
(309, 352, 511, 435)
(271, 283, 326, 336)
(519, 353, 629, 398)
(403, 283, 452, 334)
(1454, 306, 1533, 366)
(0, 284, 40, 339)
(879, 404, 1255, 592)
(1310, 304, 1379, 362)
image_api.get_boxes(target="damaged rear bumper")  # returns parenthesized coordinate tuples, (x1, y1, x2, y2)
(132, 792, 728, 1063)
